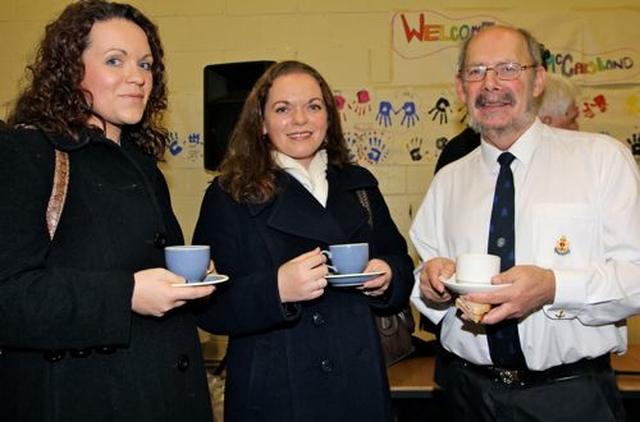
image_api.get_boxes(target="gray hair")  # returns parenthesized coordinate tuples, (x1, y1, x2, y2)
(538, 73, 579, 119)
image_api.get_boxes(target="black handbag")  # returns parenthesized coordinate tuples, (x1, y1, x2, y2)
(355, 189, 415, 367)
(375, 307, 416, 366)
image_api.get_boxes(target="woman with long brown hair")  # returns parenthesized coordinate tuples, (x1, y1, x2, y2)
(194, 60, 414, 421)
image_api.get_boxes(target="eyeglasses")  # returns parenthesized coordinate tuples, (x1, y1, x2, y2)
(460, 62, 537, 82)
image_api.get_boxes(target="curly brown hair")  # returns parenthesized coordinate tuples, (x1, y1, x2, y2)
(218, 60, 352, 204)
(7, 0, 168, 159)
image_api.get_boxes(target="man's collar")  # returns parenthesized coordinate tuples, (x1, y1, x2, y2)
(481, 118, 544, 168)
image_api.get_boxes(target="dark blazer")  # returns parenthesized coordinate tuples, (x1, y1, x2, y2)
(193, 164, 414, 422)
(0, 128, 212, 422)
(434, 126, 481, 173)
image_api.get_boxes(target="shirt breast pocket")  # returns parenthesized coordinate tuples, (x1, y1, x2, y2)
(531, 203, 595, 269)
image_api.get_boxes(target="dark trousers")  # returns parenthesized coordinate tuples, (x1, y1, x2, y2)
(438, 352, 626, 422)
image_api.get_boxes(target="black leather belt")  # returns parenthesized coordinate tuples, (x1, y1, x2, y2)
(450, 352, 611, 387)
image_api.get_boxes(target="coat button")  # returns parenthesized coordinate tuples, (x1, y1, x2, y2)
(177, 354, 190, 372)
(320, 359, 334, 373)
(153, 232, 167, 249)
(43, 350, 66, 363)
(312, 312, 325, 325)
(70, 348, 92, 358)
(95, 346, 117, 355)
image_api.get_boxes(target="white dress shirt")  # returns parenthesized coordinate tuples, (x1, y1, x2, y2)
(410, 118, 640, 370)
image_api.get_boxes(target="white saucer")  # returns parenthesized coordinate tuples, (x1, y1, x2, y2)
(442, 275, 510, 294)
(326, 270, 385, 287)
(172, 274, 229, 287)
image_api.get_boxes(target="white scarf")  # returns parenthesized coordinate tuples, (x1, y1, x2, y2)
(272, 149, 329, 207)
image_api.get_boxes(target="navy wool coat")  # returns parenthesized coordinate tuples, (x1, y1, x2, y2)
(193, 164, 415, 422)
(0, 128, 212, 422)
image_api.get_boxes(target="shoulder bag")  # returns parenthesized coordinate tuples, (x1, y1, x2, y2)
(46, 150, 70, 239)
(355, 189, 415, 367)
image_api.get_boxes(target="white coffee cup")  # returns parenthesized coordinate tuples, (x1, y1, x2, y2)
(456, 253, 500, 285)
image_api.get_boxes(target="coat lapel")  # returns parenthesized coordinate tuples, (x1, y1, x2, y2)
(247, 172, 369, 245)
(326, 173, 371, 240)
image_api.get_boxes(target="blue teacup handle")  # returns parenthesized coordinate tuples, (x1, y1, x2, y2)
(325, 265, 338, 274)
(321, 250, 338, 274)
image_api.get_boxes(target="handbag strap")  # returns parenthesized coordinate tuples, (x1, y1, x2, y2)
(46, 150, 70, 239)
(355, 189, 373, 227)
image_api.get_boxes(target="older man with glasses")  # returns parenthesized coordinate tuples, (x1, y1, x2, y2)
(434, 63, 581, 175)
(410, 25, 640, 422)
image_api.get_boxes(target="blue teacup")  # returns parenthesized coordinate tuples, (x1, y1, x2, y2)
(165, 245, 210, 283)
(322, 242, 369, 275)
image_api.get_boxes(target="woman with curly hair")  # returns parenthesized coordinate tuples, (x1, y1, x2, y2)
(193, 60, 415, 421)
(0, 1, 214, 420)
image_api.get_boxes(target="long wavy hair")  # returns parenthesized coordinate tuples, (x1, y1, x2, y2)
(218, 60, 352, 204)
(7, 0, 168, 159)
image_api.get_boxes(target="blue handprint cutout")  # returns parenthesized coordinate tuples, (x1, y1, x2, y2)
(376, 101, 394, 127)
(188, 132, 202, 145)
(406, 137, 424, 161)
(400, 102, 420, 127)
(363, 133, 389, 164)
(344, 132, 363, 162)
(168, 132, 183, 156)
(428, 97, 451, 125)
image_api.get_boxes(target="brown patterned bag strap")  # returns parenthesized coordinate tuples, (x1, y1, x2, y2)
(46, 150, 70, 239)
(355, 189, 373, 227)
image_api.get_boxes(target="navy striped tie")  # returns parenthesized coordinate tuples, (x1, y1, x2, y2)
(486, 152, 527, 369)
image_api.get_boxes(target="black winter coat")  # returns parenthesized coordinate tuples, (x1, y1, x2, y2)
(193, 165, 414, 422)
(0, 128, 212, 422)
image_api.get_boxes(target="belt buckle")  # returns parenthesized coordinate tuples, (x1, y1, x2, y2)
(495, 368, 521, 385)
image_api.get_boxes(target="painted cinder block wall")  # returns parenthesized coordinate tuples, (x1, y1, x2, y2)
(2, 0, 638, 359)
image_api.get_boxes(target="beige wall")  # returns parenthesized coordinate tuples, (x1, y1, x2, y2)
(2, 0, 639, 357)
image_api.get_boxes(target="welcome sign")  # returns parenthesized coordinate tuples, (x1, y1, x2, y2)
(392, 8, 640, 86)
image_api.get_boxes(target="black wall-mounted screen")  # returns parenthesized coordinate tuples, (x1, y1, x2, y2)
(203, 60, 275, 171)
